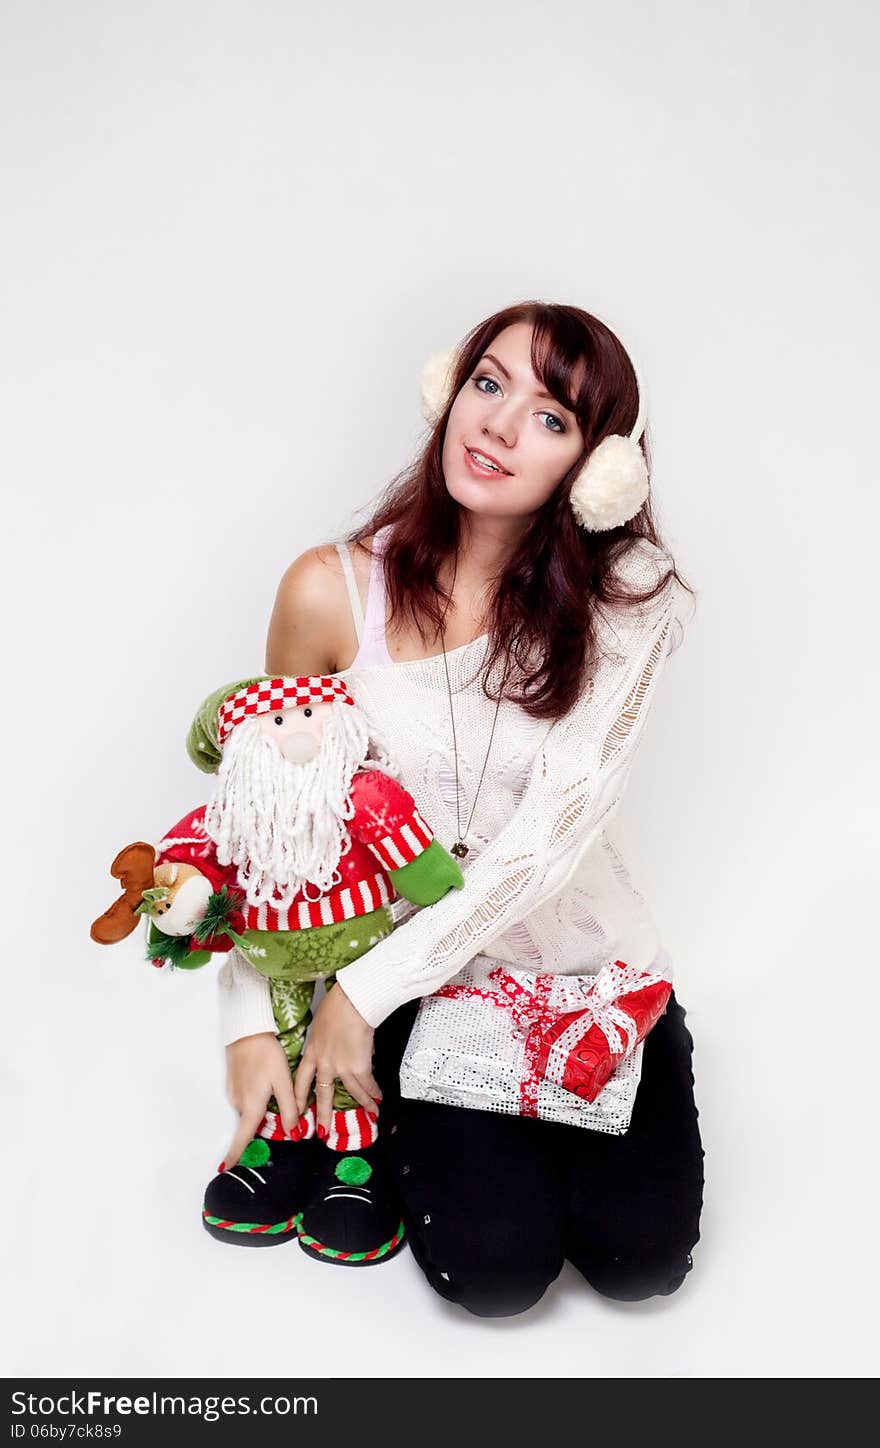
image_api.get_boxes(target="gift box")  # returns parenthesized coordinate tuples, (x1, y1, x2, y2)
(399, 948, 674, 1135)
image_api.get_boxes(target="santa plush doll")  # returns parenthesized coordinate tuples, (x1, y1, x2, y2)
(91, 673, 463, 1263)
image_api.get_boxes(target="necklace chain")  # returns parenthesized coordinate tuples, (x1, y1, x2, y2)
(440, 602, 511, 859)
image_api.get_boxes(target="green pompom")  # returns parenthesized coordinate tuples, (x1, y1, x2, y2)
(334, 1155, 372, 1186)
(239, 1138, 271, 1168)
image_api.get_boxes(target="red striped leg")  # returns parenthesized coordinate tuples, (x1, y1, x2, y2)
(325, 1105, 378, 1152)
(258, 1101, 317, 1141)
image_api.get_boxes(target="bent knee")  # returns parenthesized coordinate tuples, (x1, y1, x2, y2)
(427, 1259, 560, 1317)
(572, 1244, 697, 1302)
(411, 1227, 563, 1317)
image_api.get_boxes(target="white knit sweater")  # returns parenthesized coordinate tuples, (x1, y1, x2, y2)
(217, 537, 693, 1040)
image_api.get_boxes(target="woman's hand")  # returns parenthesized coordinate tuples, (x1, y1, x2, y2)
(220, 1031, 298, 1171)
(294, 983, 382, 1135)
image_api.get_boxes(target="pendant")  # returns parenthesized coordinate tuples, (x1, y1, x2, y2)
(451, 840, 469, 859)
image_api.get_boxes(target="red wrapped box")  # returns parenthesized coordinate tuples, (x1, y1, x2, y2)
(530, 961, 672, 1102)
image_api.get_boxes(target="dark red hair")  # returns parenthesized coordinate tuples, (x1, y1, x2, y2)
(341, 299, 695, 721)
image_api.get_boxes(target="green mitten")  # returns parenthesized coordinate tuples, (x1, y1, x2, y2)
(388, 838, 465, 906)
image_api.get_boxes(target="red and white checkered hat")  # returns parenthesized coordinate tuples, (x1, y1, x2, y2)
(217, 676, 355, 746)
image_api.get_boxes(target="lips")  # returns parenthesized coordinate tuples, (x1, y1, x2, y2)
(464, 444, 512, 477)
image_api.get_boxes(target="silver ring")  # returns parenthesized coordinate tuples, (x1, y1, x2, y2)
(316, 1079, 335, 1087)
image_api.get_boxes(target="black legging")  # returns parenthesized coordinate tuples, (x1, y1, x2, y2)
(372, 988, 705, 1317)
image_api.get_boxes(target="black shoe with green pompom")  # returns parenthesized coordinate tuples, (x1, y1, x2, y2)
(202, 1137, 320, 1247)
(297, 1143, 406, 1266)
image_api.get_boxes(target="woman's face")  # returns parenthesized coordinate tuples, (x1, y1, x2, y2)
(441, 321, 585, 521)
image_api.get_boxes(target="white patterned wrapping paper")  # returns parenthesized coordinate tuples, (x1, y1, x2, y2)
(399, 946, 674, 1135)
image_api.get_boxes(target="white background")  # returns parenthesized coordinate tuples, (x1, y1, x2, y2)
(2, 0, 877, 1379)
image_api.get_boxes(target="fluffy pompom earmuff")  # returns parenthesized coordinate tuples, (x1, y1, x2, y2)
(419, 348, 459, 426)
(568, 433, 649, 532)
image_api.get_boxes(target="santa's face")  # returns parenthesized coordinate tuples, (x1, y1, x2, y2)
(255, 700, 334, 764)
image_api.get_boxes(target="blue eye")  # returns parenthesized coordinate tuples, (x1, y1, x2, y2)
(473, 375, 566, 433)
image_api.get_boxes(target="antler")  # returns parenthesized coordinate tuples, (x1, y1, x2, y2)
(90, 842, 157, 944)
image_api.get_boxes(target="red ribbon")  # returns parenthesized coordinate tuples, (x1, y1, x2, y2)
(434, 968, 568, 1116)
(434, 961, 669, 1115)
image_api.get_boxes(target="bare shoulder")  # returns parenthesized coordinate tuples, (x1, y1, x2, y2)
(265, 537, 376, 675)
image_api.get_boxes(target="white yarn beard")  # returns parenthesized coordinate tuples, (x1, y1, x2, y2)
(202, 702, 394, 910)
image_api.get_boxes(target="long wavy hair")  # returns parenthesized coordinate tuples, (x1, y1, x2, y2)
(342, 300, 695, 721)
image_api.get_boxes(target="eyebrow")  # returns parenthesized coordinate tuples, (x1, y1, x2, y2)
(480, 353, 573, 411)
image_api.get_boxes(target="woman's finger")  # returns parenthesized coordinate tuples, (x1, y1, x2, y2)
(293, 1057, 315, 1119)
(272, 1068, 299, 1139)
(221, 1102, 266, 1173)
(314, 1077, 336, 1136)
(341, 1073, 382, 1118)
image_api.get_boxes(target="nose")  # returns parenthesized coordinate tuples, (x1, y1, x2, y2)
(279, 732, 320, 765)
(482, 408, 516, 449)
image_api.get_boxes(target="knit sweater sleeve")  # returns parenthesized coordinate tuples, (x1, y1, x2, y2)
(335, 554, 692, 1027)
(217, 948, 278, 1045)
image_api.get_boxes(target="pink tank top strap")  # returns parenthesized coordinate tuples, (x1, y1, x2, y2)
(338, 524, 393, 669)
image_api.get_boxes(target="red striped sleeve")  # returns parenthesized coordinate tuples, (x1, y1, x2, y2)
(365, 807, 434, 870)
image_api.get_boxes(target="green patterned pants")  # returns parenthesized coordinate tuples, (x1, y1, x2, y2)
(236, 904, 395, 1117)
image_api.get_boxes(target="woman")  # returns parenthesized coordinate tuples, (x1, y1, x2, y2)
(208, 300, 705, 1315)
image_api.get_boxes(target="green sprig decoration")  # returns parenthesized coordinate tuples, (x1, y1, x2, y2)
(146, 927, 197, 969)
(192, 886, 244, 945)
(145, 921, 212, 971)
